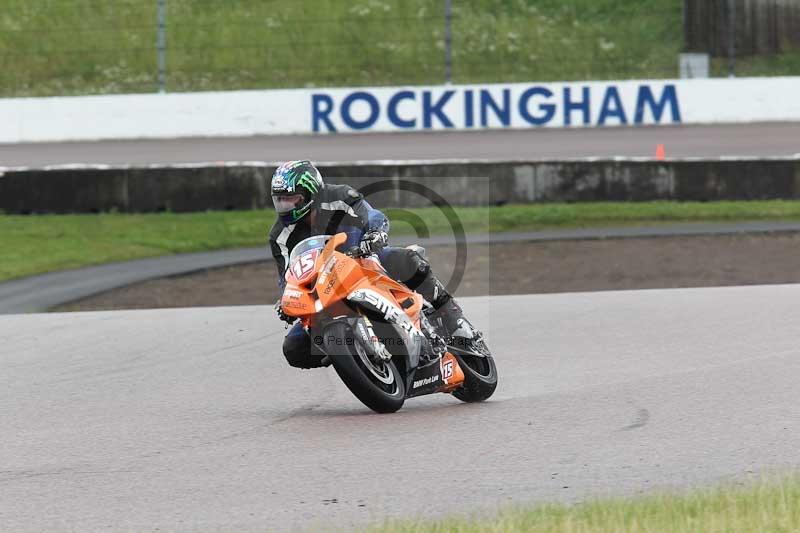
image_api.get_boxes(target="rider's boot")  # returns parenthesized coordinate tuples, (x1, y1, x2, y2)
(429, 297, 482, 346)
(414, 273, 478, 341)
(383, 246, 478, 341)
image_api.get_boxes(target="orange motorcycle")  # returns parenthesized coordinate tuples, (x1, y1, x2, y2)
(280, 233, 497, 413)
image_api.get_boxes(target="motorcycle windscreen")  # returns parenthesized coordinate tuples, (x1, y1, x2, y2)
(285, 235, 335, 285)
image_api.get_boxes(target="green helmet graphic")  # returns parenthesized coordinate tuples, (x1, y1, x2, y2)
(271, 160, 324, 225)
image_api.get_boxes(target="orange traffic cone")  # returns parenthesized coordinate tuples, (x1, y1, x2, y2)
(655, 144, 666, 160)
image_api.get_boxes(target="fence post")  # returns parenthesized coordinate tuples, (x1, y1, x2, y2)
(727, 0, 736, 77)
(444, 0, 452, 83)
(157, 0, 167, 92)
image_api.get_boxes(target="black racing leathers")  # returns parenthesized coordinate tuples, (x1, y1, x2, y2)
(268, 184, 387, 290)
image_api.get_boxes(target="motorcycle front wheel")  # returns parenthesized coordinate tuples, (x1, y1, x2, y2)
(452, 338, 498, 403)
(323, 322, 405, 413)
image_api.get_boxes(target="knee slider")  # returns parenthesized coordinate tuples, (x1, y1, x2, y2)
(282, 332, 323, 369)
(396, 249, 431, 289)
(404, 248, 432, 289)
(407, 248, 430, 272)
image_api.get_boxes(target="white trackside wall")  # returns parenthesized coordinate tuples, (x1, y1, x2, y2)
(0, 77, 798, 143)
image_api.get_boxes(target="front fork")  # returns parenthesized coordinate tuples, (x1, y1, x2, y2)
(308, 314, 393, 365)
(356, 314, 392, 362)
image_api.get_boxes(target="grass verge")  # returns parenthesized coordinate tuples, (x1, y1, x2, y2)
(2, 0, 681, 96)
(373, 476, 800, 532)
(712, 49, 800, 78)
(6, 200, 800, 282)
(3, 1, 799, 98)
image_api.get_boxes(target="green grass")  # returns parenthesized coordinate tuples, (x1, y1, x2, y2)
(373, 476, 800, 532)
(390, 200, 800, 235)
(0, 210, 271, 283)
(6, 201, 800, 283)
(712, 49, 800, 78)
(0, 0, 684, 97)
(3, 1, 798, 97)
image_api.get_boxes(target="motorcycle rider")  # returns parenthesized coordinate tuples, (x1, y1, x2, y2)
(269, 160, 470, 369)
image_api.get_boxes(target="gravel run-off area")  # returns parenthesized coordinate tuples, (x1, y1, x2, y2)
(56, 233, 800, 311)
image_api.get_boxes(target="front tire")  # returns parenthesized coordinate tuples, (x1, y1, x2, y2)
(452, 339, 498, 403)
(323, 322, 405, 413)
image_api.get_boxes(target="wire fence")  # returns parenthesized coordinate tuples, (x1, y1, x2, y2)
(0, 0, 797, 98)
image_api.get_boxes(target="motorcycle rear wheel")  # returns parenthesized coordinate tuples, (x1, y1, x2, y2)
(452, 339, 498, 403)
(324, 322, 405, 413)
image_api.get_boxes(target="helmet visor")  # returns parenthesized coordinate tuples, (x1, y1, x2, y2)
(272, 193, 305, 214)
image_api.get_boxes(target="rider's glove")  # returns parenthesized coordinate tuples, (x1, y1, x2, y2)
(359, 230, 389, 256)
(274, 299, 295, 324)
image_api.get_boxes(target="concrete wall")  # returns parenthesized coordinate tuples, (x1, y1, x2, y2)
(2, 158, 799, 214)
(2, 77, 800, 142)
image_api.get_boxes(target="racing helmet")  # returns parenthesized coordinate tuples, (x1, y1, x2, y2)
(270, 160, 324, 225)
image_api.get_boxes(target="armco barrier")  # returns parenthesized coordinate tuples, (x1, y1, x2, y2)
(1, 158, 799, 214)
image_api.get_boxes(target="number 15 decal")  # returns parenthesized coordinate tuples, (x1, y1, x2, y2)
(441, 359, 454, 379)
(292, 251, 317, 280)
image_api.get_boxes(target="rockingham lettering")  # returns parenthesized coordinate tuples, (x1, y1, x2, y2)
(519, 87, 556, 125)
(634, 84, 681, 124)
(7, 77, 793, 143)
(311, 83, 681, 132)
(387, 90, 416, 128)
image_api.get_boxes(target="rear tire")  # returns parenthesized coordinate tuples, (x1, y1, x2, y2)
(323, 322, 405, 413)
(452, 339, 498, 403)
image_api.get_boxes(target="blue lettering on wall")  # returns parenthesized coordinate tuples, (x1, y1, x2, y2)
(597, 86, 628, 125)
(464, 89, 474, 128)
(340, 91, 380, 130)
(518, 87, 556, 126)
(387, 90, 416, 128)
(422, 90, 455, 128)
(634, 84, 681, 124)
(310, 82, 682, 133)
(480, 89, 511, 127)
(563, 86, 590, 126)
(312, 93, 336, 133)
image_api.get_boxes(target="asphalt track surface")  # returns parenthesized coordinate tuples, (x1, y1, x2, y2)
(3, 286, 800, 530)
(8, 221, 800, 314)
(2, 123, 800, 167)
